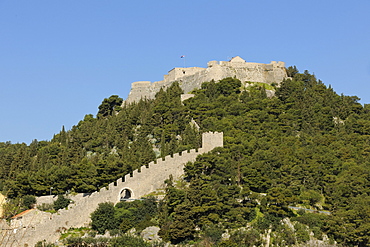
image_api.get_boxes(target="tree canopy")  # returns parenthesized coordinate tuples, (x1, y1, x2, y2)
(1, 73, 370, 246)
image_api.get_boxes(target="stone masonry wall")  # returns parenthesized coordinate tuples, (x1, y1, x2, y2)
(125, 56, 287, 104)
(5, 132, 223, 246)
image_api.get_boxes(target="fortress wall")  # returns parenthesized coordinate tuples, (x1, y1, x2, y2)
(201, 132, 223, 152)
(177, 64, 274, 93)
(167, 67, 205, 81)
(124, 57, 288, 104)
(127, 79, 172, 103)
(11, 131, 223, 246)
(152, 80, 167, 88)
(109, 148, 201, 202)
(37, 195, 57, 205)
(132, 81, 152, 88)
(177, 71, 210, 93)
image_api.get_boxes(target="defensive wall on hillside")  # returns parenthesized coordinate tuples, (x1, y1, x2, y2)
(3, 132, 223, 246)
(125, 56, 288, 103)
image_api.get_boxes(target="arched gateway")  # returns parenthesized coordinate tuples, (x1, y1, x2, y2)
(119, 188, 134, 201)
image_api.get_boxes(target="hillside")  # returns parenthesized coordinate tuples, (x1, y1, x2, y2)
(1, 68, 370, 246)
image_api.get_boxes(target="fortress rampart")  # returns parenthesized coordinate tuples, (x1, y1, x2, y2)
(4, 132, 223, 246)
(126, 56, 287, 103)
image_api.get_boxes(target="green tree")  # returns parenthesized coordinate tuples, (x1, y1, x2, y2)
(91, 202, 118, 234)
(286, 65, 298, 77)
(168, 200, 195, 244)
(201, 224, 224, 245)
(114, 197, 157, 233)
(22, 195, 36, 209)
(299, 190, 323, 207)
(97, 95, 123, 118)
(216, 77, 241, 96)
(53, 194, 70, 211)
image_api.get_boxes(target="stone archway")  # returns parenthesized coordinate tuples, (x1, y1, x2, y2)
(119, 188, 134, 201)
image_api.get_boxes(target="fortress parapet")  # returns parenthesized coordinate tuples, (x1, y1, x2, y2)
(125, 56, 288, 104)
(166, 67, 205, 81)
(131, 81, 151, 88)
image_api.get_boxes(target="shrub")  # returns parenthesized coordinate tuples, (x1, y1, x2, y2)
(35, 240, 57, 247)
(22, 195, 36, 209)
(201, 224, 224, 245)
(295, 222, 310, 243)
(229, 228, 262, 246)
(91, 202, 118, 234)
(53, 194, 71, 211)
(38, 203, 55, 212)
(110, 235, 151, 247)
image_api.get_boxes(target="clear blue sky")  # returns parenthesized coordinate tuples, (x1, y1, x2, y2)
(1, 1, 370, 144)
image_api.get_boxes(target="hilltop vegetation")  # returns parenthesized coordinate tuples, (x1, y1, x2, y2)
(0, 83, 200, 198)
(1, 69, 370, 246)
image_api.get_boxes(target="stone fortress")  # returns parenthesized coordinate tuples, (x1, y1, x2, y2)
(3, 132, 223, 246)
(126, 56, 288, 103)
(3, 56, 289, 246)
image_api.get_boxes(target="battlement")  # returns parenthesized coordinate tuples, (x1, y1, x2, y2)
(125, 56, 288, 103)
(11, 131, 224, 246)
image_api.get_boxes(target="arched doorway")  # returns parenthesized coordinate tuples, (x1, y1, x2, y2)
(119, 188, 133, 201)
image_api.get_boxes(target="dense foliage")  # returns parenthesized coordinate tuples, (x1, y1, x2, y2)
(157, 73, 369, 246)
(1, 70, 370, 246)
(91, 197, 157, 234)
(0, 82, 200, 198)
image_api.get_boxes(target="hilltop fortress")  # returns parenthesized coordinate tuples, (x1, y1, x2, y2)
(126, 56, 288, 103)
(3, 56, 289, 246)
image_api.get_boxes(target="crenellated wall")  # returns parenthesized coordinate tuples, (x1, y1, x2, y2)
(125, 56, 288, 103)
(5, 132, 223, 246)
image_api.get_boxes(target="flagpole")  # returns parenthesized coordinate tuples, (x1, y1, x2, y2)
(181, 55, 186, 68)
